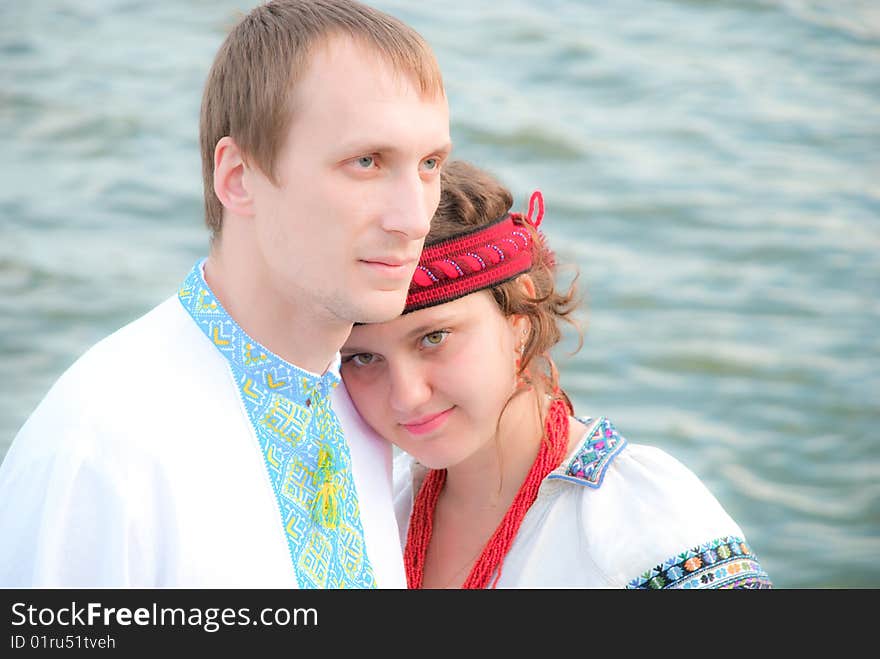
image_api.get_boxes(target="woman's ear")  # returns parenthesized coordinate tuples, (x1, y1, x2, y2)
(213, 136, 256, 218)
(511, 316, 529, 346)
(516, 274, 537, 299)
(507, 275, 536, 343)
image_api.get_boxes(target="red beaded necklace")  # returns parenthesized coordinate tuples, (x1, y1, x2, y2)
(404, 397, 571, 589)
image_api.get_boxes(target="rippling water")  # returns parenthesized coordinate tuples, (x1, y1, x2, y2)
(2, 0, 878, 587)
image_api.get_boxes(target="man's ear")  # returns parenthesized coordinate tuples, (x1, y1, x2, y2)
(213, 136, 256, 218)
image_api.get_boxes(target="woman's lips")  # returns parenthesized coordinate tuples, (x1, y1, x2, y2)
(401, 407, 454, 436)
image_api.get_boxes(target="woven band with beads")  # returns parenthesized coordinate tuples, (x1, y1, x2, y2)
(404, 214, 533, 314)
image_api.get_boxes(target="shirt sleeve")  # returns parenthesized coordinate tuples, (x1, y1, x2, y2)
(0, 395, 135, 587)
(579, 443, 772, 589)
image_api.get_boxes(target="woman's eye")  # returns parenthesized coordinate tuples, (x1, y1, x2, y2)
(422, 157, 439, 171)
(356, 155, 376, 169)
(351, 353, 376, 366)
(421, 330, 448, 347)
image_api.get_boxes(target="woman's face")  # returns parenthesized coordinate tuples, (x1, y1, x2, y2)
(340, 291, 523, 469)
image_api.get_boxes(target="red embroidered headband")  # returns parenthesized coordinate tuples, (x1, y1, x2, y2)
(404, 190, 547, 314)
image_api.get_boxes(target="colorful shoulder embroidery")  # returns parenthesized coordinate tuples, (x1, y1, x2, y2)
(547, 416, 627, 489)
(626, 536, 773, 589)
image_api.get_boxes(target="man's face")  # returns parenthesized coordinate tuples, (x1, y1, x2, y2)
(244, 37, 451, 325)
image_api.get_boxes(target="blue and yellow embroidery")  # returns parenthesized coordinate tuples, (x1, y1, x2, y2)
(627, 535, 772, 589)
(311, 446, 343, 528)
(178, 260, 376, 588)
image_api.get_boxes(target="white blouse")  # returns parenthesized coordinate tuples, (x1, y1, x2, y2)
(394, 416, 772, 588)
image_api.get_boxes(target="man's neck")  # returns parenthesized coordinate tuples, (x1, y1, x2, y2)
(202, 252, 351, 376)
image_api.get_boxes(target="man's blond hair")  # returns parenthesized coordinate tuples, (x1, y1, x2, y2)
(200, 0, 445, 234)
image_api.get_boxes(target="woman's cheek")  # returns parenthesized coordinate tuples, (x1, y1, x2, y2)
(344, 374, 378, 423)
(365, 379, 393, 434)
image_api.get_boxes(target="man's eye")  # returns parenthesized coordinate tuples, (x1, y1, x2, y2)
(356, 155, 375, 169)
(421, 330, 448, 347)
(422, 157, 439, 171)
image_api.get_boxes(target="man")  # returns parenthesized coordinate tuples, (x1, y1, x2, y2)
(0, 0, 450, 587)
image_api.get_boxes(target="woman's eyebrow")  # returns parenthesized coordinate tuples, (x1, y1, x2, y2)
(405, 316, 457, 340)
(339, 344, 371, 355)
(341, 315, 459, 354)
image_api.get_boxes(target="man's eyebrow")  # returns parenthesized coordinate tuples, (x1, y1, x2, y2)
(336, 141, 453, 157)
(433, 141, 453, 157)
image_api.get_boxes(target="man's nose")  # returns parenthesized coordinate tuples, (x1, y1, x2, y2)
(380, 170, 433, 241)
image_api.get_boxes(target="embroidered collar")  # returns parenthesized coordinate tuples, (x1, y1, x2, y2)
(177, 258, 377, 588)
(547, 416, 627, 489)
(177, 258, 340, 404)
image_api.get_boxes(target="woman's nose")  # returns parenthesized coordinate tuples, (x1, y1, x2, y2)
(388, 359, 432, 416)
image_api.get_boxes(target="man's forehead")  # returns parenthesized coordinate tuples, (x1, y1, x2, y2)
(299, 33, 445, 102)
(285, 52, 449, 154)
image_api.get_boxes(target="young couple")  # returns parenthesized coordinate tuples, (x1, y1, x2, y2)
(0, 0, 770, 589)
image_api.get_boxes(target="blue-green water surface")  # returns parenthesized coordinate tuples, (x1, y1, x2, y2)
(2, 0, 878, 587)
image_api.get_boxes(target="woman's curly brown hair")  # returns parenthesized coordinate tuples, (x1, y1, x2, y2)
(428, 160, 583, 413)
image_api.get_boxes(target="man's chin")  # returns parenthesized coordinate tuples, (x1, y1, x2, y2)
(348, 289, 409, 325)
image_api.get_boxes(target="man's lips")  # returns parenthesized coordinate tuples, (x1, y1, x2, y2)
(401, 407, 454, 436)
(359, 257, 417, 278)
(360, 256, 416, 267)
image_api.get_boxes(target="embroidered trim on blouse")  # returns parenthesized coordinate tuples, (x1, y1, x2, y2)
(626, 535, 773, 589)
(547, 416, 627, 489)
(178, 259, 376, 588)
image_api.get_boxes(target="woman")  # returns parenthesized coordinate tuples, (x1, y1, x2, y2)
(340, 160, 772, 589)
